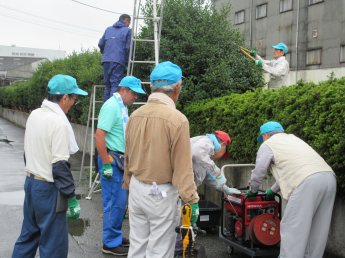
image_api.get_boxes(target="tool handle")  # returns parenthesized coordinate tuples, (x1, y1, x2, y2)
(240, 48, 256, 61)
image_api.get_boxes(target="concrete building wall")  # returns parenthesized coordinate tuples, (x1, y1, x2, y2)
(214, 0, 345, 85)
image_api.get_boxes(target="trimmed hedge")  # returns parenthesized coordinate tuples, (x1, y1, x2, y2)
(184, 77, 345, 195)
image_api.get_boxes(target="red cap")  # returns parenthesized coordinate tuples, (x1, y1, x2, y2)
(215, 130, 232, 159)
(215, 130, 231, 145)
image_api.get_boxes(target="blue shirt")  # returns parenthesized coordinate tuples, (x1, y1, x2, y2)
(98, 20, 132, 65)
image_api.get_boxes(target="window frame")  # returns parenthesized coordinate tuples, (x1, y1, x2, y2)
(234, 10, 245, 25)
(279, 0, 293, 13)
(340, 45, 345, 63)
(308, 0, 324, 6)
(256, 3, 268, 20)
(306, 48, 322, 66)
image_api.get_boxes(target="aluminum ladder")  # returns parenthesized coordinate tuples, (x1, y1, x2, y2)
(80, 0, 165, 200)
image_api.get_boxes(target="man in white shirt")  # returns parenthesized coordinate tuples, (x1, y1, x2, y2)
(254, 42, 290, 89)
(12, 74, 88, 258)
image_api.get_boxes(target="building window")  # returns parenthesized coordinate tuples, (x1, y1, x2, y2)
(309, 0, 323, 5)
(306, 49, 322, 65)
(280, 0, 292, 13)
(256, 4, 267, 19)
(340, 46, 345, 63)
(234, 10, 245, 25)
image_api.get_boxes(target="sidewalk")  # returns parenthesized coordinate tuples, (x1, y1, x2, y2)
(0, 117, 112, 258)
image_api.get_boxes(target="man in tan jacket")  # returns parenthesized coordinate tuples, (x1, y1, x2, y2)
(123, 61, 199, 258)
(248, 121, 336, 258)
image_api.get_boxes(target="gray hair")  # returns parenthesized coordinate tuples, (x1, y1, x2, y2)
(150, 79, 182, 96)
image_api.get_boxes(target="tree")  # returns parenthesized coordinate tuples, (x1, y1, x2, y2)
(134, 0, 264, 107)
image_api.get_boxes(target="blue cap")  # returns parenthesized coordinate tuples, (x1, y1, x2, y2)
(272, 43, 288, 54)
(48, 74, 88, 96)
(119, 76, 146, 94)
(257, 121, 284, 143)
(150, 61, 183, 87)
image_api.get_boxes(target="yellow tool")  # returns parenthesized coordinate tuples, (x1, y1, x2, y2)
(180, 204, 194, 258)
(240, 46, 256, 61)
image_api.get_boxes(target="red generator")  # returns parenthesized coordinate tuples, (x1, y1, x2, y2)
(219, 190, 282, 258)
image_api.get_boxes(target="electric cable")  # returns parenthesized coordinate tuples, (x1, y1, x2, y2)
(0, 11, 96, 39)
(71, 0, 126, 15)
(0, 3, 101, 34)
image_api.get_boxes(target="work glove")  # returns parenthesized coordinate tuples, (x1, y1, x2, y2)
(67, 196, 80, 220)
(190, 203, 200, 225)
(265, 188, 275, 200)
(223, 185, 241, 195)
(255, 59, 263, 66)
(216, 174, 227, 190)
(246, 190, 257, 198)
(250, 49, 257, 57)
(102, 163, 113, 179)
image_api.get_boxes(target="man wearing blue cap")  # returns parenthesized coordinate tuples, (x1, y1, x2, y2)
(99, 14, 132, 101)
(253, 42, 290, 89)
(12, 74, 88, 258)
(95, 75, 145, 256)
(248, 121, 336, 258)
(123, 61, 200, 258)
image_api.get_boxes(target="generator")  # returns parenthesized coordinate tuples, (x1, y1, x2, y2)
(219, 190, 282, 258)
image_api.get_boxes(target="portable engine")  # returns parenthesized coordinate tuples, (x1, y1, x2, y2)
(224, 192, 281, 247)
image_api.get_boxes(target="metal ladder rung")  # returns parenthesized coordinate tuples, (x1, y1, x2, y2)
(132, 39, 155, 42)
(129, 60, 156, 64)
(134, 16, 160, 21)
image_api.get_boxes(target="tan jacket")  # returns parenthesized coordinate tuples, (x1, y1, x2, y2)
(123, 93, 199, 204)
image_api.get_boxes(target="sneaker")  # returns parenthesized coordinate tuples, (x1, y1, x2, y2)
(102, 245, 128, 256)
(122, 237, 130, 247)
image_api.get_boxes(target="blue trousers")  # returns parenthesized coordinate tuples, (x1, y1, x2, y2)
(98, 156, 128, 248)
(12, 176, 68, 258)
(102, 62, 125, 101)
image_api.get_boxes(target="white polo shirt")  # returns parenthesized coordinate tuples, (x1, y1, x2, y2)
(24, 106, 70, 182)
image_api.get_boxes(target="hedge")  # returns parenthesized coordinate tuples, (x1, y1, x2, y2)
(184, 77, 345, 195)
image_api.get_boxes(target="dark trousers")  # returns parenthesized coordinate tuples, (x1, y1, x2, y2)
(12, 176, 68, 258)
(102, 62, 125, 101)
(98, 156, 128, 248)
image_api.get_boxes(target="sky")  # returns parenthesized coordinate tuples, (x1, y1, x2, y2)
(0, 0, 139, 54)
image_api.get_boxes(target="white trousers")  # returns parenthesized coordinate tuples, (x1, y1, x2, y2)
(128, 176, 180, 258)
(279, 172, 336, 258)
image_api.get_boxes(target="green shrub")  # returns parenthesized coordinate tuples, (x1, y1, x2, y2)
(134, 0, 264, 107)
(184, 77, 345, 195)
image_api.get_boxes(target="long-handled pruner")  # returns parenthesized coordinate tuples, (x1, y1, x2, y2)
(240, 46, 256, 61)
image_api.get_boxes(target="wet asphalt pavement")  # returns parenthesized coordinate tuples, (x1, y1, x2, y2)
(0, 116, 334, 258)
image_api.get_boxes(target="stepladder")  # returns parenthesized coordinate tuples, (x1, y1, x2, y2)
(78, 85, 103, 200)
(80, 0, 165, 200)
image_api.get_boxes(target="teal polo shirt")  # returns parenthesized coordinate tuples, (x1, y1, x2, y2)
(97, 95, 127, 153)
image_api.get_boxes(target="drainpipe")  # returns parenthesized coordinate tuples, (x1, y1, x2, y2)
(295, 0, 300, 83)
(249, 0, 253, 48)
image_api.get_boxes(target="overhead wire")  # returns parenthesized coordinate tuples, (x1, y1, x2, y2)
(0, 3, 101, 34)
(0, 11, 96, 39)
(70, 0, 125, 15)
